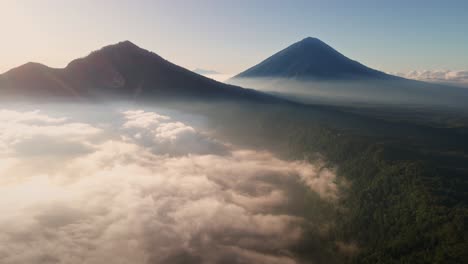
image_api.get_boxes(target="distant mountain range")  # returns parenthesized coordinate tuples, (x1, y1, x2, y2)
(0, 41, 279, 102)
(2, 38, 467, 109)
(231, 37, 399, 81)
(193, 68, 221, 75)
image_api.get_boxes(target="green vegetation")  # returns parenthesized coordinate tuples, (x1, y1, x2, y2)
(191, 102, 468, 263)
(293, 128, 468, 264)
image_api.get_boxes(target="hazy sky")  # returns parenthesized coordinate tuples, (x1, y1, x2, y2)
(1, 0, 467, 75)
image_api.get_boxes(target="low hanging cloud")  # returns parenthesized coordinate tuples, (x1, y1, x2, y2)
(393, 70, 468, 87)
(0, 106, 339, 264)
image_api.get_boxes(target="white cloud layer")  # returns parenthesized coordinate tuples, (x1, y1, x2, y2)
(0, 107, 338, 264)
(393, 70, 468, 87)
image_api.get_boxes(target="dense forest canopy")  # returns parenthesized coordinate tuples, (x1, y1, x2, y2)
(174, 100, 468, 263)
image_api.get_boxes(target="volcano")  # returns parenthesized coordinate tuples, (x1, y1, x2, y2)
(0, 41, 279, 102)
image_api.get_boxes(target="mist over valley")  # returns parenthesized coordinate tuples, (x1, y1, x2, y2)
(0, 3, 467, 263)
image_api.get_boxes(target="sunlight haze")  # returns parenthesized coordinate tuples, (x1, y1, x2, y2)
(1, 0, 467, 76)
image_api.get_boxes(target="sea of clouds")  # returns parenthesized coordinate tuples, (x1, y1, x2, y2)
(0, 105, 338, 264)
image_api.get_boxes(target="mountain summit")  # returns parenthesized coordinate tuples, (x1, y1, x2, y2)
(228, 37, 468, 108)
(232, 37, 395, 80)
(0, 41, 278, 102)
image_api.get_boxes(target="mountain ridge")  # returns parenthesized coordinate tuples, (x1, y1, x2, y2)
(0, 41, 283, 103)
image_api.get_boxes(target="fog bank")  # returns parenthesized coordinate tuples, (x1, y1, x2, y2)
(228, 77, 468, 110)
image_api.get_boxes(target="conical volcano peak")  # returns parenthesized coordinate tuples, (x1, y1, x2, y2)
(286, 37, 339, 56)
(298, 37, 336, 51)
(232, 37, 394, 80)
(299, 37, 325, 44)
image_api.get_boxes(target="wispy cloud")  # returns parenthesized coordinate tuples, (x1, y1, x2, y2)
(392, 70, 468, 87)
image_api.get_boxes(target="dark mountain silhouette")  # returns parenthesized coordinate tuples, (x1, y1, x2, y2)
(231, 37, 398, 81)
(0, 41, 280, 102)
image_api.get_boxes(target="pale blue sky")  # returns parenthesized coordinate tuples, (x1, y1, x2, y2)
(1, 0, 467, 74)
